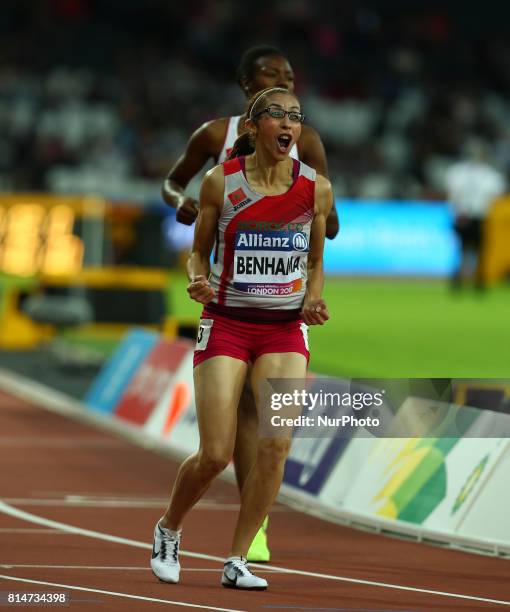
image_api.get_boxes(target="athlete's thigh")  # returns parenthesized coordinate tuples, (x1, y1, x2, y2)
(250, 352, 307, 411)
(237, 363, 257, 417)
(194, 355, 249, 452)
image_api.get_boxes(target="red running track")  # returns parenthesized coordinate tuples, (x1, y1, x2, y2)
(0, 390, 509, 611)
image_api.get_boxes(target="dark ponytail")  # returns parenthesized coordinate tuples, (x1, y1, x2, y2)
(227, 132, 255, 159)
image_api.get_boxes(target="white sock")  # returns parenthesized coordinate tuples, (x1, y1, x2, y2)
(158, 520, 181, 539)
(226, 555, 246, 564)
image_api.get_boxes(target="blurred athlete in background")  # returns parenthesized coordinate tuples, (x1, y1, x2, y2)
(162, 45, 339, 562)
(445, 138, 506, 290)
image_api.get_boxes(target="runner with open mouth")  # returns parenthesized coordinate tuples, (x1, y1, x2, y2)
(277, 133, 292, 154)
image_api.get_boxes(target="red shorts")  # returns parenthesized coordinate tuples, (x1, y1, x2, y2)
(193, 313, 310, 368)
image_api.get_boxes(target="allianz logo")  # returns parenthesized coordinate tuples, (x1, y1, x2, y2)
(292, 232, 308, 251)
(236, 232, 309, 251)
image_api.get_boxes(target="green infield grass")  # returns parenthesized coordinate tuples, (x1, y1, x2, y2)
(168, 275, 510, 378)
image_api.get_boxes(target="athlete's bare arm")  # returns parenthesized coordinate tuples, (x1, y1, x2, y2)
(162, 119, 228, 225)
(300, 173, 333, 325)
(186, 166, 224, 304)
(299, 125, 339, 240)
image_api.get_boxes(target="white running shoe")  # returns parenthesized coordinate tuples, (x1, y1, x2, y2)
(221, 556, 268, 590)
(150, 520, 181, 583)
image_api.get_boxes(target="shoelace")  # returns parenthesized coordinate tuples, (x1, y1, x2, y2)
(227, 557, 250, 577)
(160, 532, 179, 563)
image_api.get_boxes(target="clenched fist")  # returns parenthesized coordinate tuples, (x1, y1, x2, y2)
(300, 298, 329, 325)
(187, 275, 215, 304)
(176, 197, 199, 225)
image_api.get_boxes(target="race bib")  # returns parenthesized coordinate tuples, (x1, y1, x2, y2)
(233, 229, 308, 296)
(196, 319, 213, 351)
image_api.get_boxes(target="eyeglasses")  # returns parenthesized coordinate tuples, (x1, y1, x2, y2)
(253, 107, 305, 123)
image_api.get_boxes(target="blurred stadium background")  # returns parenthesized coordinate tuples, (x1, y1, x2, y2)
(1, 0, 510, 391)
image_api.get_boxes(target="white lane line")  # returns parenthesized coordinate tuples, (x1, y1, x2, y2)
(0, 438, 124, 448)
(66, 495, 174, 502)
(0, 574, 244, 612)
(0, 564, 280, 573)
(0, 528, 62, 533)
(0, 498, 240, 509)
(1, 500, 509, 607)
(0, 500, 218, 562)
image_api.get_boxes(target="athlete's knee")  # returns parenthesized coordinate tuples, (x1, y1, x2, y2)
(257, 437, 291, 471)
(197, 446, 232, 477)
